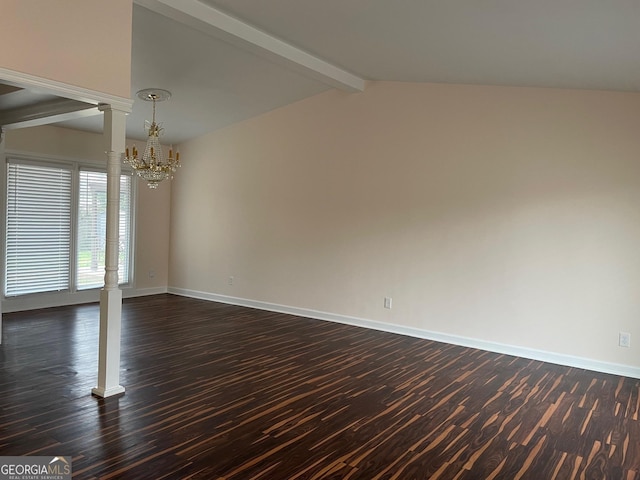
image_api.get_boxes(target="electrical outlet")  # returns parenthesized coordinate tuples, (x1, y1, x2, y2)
(619, 332, 631, 348)
(384, 297, 392, 309)
(148, 269, 155, 279)
(228, 276, 234, 286)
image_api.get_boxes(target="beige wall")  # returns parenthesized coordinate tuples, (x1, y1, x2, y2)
(170, 81, 640, 369)
(0, 0, 132, 98)
(5, 125, 170, 293)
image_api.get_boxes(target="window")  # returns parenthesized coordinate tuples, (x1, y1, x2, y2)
(4, 158, 133, 297)
(77, 170, 132, 290)
(5, 163, 72, 296)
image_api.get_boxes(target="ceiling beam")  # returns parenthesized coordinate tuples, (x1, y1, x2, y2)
(134, 0, 366, 93)
(0, 98, 98, 130)
(0, 67, 133, 113)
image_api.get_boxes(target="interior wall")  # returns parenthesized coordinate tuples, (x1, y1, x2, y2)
(169, 81, 640, 370)
(3, 125, 170, 306)
(0, 0, 132, 98)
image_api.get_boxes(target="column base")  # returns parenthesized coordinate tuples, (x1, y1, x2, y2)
(91, 385, 125, 398)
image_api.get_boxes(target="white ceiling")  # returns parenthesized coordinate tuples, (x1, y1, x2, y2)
(8, 0, 640, 144)
(203, 0, 640, 90)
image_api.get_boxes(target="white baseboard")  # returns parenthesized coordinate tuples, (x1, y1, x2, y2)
(124, 287, 168, 298)
(168, 287, 640, 380)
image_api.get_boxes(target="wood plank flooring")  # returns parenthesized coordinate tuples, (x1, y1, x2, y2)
(0, 294, 638, 479)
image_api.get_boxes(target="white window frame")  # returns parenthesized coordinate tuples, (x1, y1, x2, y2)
(2, 152, 136, 306)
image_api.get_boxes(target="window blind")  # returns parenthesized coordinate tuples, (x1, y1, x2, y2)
(77, 170, 132, 290)
(5, 163, 72, 296)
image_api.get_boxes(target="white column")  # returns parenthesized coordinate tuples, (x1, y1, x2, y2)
(92, 105, 127, 398)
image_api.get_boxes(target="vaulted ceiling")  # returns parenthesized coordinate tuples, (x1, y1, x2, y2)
(3, 0, 640, 144)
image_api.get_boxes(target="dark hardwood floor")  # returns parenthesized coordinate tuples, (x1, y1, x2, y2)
(0, 294, 638, 479)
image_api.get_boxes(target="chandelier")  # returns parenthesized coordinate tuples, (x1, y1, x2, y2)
(124, 89, 180, 189)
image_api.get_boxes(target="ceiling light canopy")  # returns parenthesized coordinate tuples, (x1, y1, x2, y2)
(124, 88, 180, 189)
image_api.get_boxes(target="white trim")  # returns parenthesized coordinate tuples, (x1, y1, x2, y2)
(92, 385, 125, 398)
(134, 0, 365, 93)
(0, 67, 133, 113)
(126, 287, 168, 298)
(168, 287, 640, 380)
